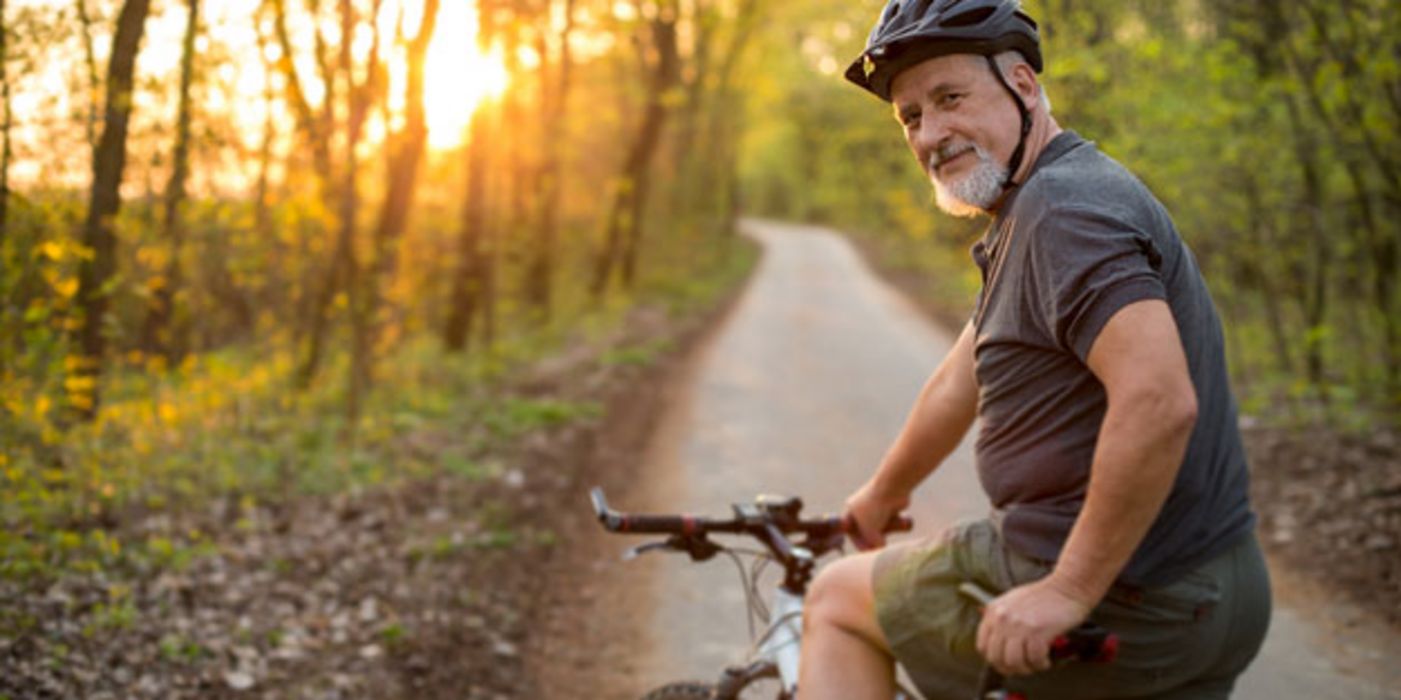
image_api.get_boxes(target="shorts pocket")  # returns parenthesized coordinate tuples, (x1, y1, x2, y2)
(1101, 568, 1222, 625)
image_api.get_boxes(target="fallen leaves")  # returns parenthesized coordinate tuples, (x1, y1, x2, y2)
(1247, 423, 1401, 628)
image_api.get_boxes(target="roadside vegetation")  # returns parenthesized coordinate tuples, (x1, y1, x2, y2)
(744, 0, 1399, 428)
(739, 0, 1399, 627)
(0, 0, 1396, 695)
(1, 0, 757, 695)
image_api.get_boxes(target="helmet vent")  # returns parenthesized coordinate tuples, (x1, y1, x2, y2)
(941, 6, 996, 28)
(880, 2, 902, 28)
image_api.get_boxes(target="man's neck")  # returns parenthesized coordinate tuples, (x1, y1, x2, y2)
(986, 113, 1063, 216)
(1010, 113, 1063, 186)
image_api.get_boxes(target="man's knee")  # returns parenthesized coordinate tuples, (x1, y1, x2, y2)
(804, 553, 885, 647)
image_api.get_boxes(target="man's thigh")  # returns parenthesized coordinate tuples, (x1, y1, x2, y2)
(871, 522, 1270, 700)
(871, 519, 1007, 700)
(1010, 533, 1271, 700)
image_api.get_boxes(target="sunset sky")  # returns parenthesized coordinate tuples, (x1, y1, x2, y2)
(8, 0, 513, 191)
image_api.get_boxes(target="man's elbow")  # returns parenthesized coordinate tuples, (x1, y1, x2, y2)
(1117, 381, 1198, 437)
(1171, 387, 1199, 437)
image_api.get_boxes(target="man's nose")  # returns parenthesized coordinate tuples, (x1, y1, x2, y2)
(912, 115, 949, 165)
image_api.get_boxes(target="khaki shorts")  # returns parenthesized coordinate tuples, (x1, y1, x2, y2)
(872, 519, 1271, 700)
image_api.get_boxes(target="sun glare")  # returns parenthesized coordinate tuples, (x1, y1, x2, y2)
(423, 4, 511, 150)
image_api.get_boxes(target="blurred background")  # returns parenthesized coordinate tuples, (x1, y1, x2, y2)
(0, 0, 1396, 697)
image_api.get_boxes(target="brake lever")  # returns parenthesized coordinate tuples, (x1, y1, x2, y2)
(622, 535, 723, 563)
(622, 541, 674, 561)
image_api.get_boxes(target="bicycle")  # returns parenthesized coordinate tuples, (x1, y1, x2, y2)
(589, 487, 1116, 700)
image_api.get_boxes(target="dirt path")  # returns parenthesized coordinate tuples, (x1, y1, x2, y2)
(532, 219, 1401, 699)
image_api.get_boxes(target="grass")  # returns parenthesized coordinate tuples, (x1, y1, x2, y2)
(0, 236, 758, 591)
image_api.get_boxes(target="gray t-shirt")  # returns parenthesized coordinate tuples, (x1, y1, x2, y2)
(971, 131, 1254, 587)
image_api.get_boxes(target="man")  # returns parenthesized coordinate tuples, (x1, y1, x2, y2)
(796, 2, 1270, 698)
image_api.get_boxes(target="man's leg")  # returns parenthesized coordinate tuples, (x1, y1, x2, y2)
(797, 551, 894, 700)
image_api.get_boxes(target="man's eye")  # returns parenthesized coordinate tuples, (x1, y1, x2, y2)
(939, 93, 964, 108)
(901, 112, 920, 128)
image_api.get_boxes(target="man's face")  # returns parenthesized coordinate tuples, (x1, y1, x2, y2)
(890, 54, 1025, 217)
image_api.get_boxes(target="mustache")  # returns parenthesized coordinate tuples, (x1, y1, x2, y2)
(929, 142, 980, 171)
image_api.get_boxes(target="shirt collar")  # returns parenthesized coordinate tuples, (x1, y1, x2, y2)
(973, 130, 1088, 271)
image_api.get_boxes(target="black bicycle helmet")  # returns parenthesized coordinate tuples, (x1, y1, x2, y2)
(846, 0, 1043, 191)
(845, 0, 1042, 102)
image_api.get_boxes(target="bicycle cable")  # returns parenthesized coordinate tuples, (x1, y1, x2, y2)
(719, 547, 763, 642)
(748, 554, 773, 624)
(745, 609, 804, 660)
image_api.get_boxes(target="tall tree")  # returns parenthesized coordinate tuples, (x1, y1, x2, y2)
(524, 0, 576, 319)
(75, 0, 101, 152)
(0, 0, 11, 246)
(140, 0, 200, 361)
(590, 0, 681, 296)
(350, 0, 440, 409)
(72, 0, 152, 418)
(271, 0, 384, 389)
(444, 0, 496, 353)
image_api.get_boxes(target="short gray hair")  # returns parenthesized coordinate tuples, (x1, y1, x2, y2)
(993, 50, 1052, 114)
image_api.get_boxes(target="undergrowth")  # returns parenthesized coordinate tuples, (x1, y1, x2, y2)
(0, 239, 757, 589)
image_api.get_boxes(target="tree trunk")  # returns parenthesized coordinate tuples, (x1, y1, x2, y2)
(272, 0, 340, 387)
(444, 0, 497, 352)
(352, 0, 438, 399)
(73, 0, 152, 419)
(75, 0, 101, 152)
(0, 0, 11, 247)
(524, 0, 575, 320)
(284, 0, 382, 390)
(1283, 95, 1331, 407)
(140, 0, 199, 362)
(254, 4, 276, 252)
(664, 0, 714, 220)
(444, 105, 492, 352)
(591, 7, 680, 296)
(1343, 162, 1399, 399)
(502, 16, 532, 316)
(330, 0, 384, 415)
(1241, 175, 1296, 378)
(701, 0, 759, 237)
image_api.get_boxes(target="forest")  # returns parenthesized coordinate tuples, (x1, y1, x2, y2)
(0, 0, 1396, 696)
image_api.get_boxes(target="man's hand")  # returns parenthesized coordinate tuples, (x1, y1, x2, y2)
(975, 577, 1095, 676)
(842, 480, 910, 551)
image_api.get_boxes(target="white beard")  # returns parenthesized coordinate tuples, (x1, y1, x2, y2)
(930, 143, 1008, 218)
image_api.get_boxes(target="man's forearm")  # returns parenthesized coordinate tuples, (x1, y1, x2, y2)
(1047, 390, 1197, 605)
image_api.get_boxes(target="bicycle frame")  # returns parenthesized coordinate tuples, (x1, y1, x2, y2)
(758, 586, 805, 690)
(591, 488, 1113, 700)
(591, 487, 918, 699)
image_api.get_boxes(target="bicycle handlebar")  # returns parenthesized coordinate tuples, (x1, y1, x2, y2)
(590, 487, 912, 538)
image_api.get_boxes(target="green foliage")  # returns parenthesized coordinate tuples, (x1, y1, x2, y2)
(601, 339, 676, 367)
(378, 622, 407, 650)
(741, 0, 1401, 425)
(0, 230, 755, 586)
(484, 397, 602, 440)
(158, 634, 206, 663)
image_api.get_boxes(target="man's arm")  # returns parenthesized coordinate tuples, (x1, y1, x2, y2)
(976, 299, 1198, 676)
(844, 320, 980, 548)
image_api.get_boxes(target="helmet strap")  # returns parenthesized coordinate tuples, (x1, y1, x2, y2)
(985, 55, 1032, 191)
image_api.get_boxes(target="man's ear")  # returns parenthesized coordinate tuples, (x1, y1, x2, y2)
(1010, 61, 1041, 111)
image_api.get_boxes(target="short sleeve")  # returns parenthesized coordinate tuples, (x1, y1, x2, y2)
(1026, 206, 1167, 361)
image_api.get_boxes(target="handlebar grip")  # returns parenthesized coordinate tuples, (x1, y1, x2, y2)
(615, 514, 699, 534)
(1049, 624, 1118, 664)
(840, 513, 915, 544)
(886, 514, 914, 533)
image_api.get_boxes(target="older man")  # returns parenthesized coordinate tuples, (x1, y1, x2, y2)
(796, 2, 1271, 699)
